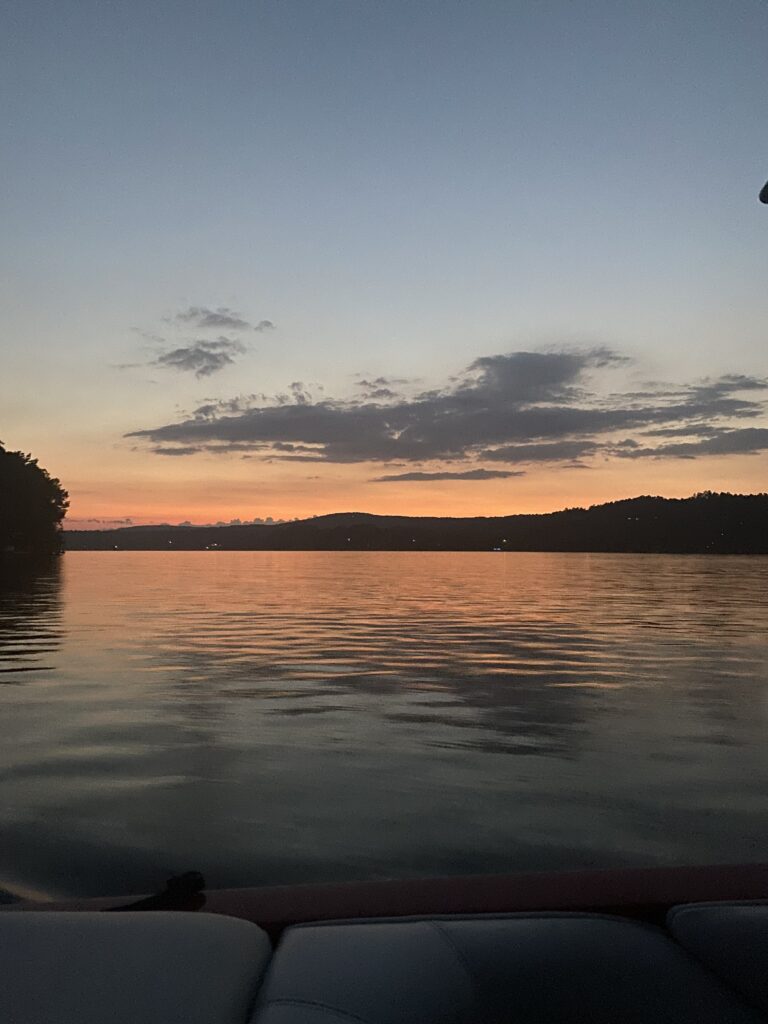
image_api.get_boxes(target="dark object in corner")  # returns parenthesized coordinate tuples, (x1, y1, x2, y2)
(760, 180, 768, 204)
(105, 871, 206, 912)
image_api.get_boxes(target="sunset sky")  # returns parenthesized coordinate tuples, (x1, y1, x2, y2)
(2, 0, 767, 527)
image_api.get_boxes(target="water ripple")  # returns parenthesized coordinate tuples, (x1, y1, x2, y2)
(0, 550, 767, 898)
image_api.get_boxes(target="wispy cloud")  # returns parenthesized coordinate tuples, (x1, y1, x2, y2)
(372, 469, 524, 482)
(175, 306, 274, 333)
(355, 375, 412, 400)
(150, 445, 205, 456)
(155, 338, 246, 377)
(126, 305, 275, 378)
(481, 440, 601, 463)
(614, 426, 768, 459)
(127, 348, 768, 471)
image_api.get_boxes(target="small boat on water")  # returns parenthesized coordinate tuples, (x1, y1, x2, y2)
(3, 862, 768, 1022)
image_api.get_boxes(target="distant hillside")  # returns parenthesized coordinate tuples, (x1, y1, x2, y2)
(64, 492, 768, 554)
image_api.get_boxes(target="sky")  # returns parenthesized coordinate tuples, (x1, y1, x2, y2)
(2, 0, 767, 527)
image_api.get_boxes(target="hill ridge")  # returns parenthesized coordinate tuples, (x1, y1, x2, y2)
(64, 492, 768, 555)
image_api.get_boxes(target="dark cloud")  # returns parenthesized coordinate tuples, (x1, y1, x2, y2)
(641, 424, 727, 438)
(175, 306, 274, 332)
(355, 376, 410, 401)
(366, 387, 399, 400)
(191, 395, 269, 419)
(463, 348, 624, 404)
(372, 469, 524, 482)
(155, 338, 246, 378)
(129, 308, 274, 377)
(151, 446, 204, 456)
(288, 382, 312, 405)
(268, 442, 326, 457)
(356, 376, 410, 388)
(688, 374, 768, 399)
(615, 427, 768, 459)
(128, 348, 768, 469)
(481, 441, 601, 463)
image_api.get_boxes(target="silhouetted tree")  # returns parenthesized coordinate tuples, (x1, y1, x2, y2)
(0, 443, 69, 555)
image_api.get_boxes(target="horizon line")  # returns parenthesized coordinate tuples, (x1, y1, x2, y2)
(62, 489, 767, 531)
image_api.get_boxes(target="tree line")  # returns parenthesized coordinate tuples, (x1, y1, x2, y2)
(0, 443, 69, 556)
(66, 492, 768, 555)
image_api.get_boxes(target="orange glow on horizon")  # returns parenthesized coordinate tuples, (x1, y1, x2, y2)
(60, 451, 768, 528)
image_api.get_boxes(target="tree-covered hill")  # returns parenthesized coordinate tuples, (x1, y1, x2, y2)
(65, 492, 768, 555)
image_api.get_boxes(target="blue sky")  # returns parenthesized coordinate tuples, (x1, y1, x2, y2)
(2, 1, 767, 524)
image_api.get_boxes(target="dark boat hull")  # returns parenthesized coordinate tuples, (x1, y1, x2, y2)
(4, 862, 768, 941)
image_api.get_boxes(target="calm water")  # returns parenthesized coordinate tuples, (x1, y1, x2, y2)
(1, 551, 767, 899)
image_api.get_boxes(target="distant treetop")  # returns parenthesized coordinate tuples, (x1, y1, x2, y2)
(0, 443, 69, 556)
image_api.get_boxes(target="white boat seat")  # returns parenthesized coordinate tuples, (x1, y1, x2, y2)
(668, 900, 768, 1017)
(4, 904, 768, 1024)
(251, 913, 764, 1023)
(0, 911, 271, 1024)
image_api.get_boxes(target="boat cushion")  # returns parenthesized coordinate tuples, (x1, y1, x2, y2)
(0, 911, 271, 1024)
(251, 913, 763, 1023)
(668, 900, 768, 1016)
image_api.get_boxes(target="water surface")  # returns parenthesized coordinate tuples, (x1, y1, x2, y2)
(1, 551, 767, 898)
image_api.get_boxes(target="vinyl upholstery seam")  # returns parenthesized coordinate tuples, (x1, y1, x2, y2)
(261, 997, 376, 1024)
(428, 920, 480, 1005)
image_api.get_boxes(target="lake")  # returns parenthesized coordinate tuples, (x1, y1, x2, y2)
(1, 550, 767, 900)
